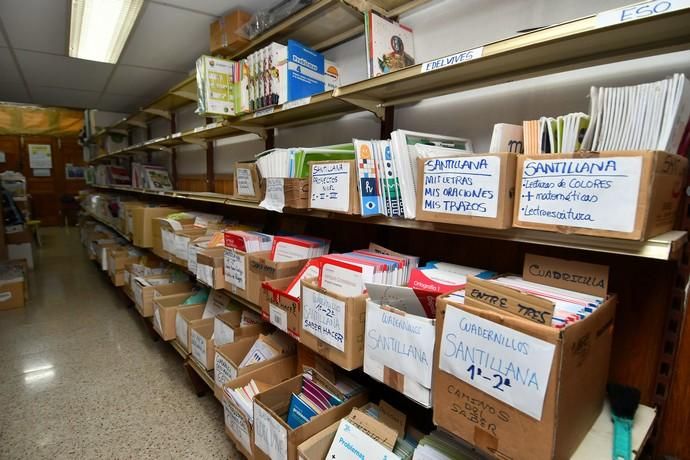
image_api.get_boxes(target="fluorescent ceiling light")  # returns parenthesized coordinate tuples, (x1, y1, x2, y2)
(69, 0, 143, 64)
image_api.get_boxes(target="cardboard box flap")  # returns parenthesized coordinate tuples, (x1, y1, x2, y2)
(465, 276, 556, 327)
(523, 254, 609, 298)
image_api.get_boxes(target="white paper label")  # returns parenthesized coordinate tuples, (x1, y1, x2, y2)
(176, 315, 189, 348)
(302, 286, 346, 352)
(215, 353, 237, 388)
(420, 46, 483, 73)
(439, 306, 556, 420)
(197, 264, 214, 287)
(223, 400, 252, 454)
(517, 157, 642, 232)
(269, 303, 288, 332)
(236, 168, 256, 196)
(188, 245, 200, 273)
(133, 280, 144, 306)
(153, 308, 162, 333)
(596, 0, 690, 27)
(161, 229, 175, 253)
(254, 402, 288, 460)
(282, 96, 311, 110)
(191, 329, 207, 364)
(421, 156, 501, 218)
(224, 250, 246, 290)
(260, 178, 285, 212)
(365, 302, 436, 388)
(214, 317, 235, 346)
(174, 235, 190, 260)
(310, 162, 351, 212)
(253, 107, 275, 118)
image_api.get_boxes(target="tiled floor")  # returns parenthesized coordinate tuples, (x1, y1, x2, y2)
(0, 227, 241, 459)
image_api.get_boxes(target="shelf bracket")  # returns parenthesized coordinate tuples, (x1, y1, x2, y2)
(143, 108, 172, 120)
(229, 124, 268, 139)
(172, 90, 198, 101)
(337, 95, 385, 119)
(109, 128, 128, 136)
(126, 120, 147, 129)
(181, 136, 208, 146)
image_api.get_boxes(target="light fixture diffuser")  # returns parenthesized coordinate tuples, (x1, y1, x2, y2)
(69, 0, 143, 64)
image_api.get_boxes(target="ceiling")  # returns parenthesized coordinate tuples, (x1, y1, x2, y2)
(0, 0, 276, 114)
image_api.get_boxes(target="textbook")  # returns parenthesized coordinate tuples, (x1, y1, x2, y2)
(366, 11, 415, 78)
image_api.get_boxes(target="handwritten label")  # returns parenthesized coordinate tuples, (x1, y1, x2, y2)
(443, 381, 511, 437)
(310, 162, 350, 212)
(236, 168, 255, 196)
(188, 244, 201, 273)
(596, 0, 690, 27)
(214, 317, 235, 346)
(420, 46, 483, 73)
(174, 235, 190, 260)
(197, 264, 214, 287)
(365, 302, 435, 388)
(253, 402, 288, 460)
(269, 303, 288, 332)
(517, 157, 642, 232)
(282, 96, 311, 110)
(161, 229, 176, 253)
(215, 353, 237, 388)
(253, 107, 275, 118)
(223, 400, 251, 454)
(191, 329, 207, 364)
(176, 315, 189, 348)
(422, 156, 501, 218)
(302, 286, 346, 352)
(439, 305, 555, 420)
(224, 250, 246, 290)
(260, 178, 285, 212)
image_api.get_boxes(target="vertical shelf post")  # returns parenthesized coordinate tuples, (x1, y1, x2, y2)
(380, 106, 395, 139)
(170, 113, 178, 188)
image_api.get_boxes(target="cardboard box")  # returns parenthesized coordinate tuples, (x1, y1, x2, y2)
(158, 217, 196, 260)
(513, 150, 687, 240)
(214, 309, 269, 347)
(299, 278, 367, 371)
(296, 421, 340, 460)
(221, 356, 299, 456)
(8, 242, 34, 269)
(416, 153, 517, 229)
(152, 294, 204, 341)
(5, 228, 32, 244)
(131, 206, 180, 248)
(176, 307, 204, 352)
(308, 160, 361, 215)
(363, 300, 436, 407)
(210, 9, 250, 55)
(197, 247, 225, 289)
(133, 277, 192, 318)
(121, 201, 145, 237)
(214, 336, 287, 393)
(432, 256, 617, 459)
(108, 249, 139, 287)
(188, 236, 211, 274)
(190, 318, 215, 369)
(234, 161, 264, 202)
(0, 275, 25, 310)
(253, 374, 368, 460)
(261, 277, 301, 339)
(224, 250, 306, 306)
(262, 178, 311, 210)
(174, 227, 206, 261)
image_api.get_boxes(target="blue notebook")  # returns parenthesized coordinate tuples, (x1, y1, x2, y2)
(286, 393, 319, 429)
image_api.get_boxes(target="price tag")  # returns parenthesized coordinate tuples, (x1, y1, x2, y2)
(420, 47, 483, 73)
(253, 107, 275, 118)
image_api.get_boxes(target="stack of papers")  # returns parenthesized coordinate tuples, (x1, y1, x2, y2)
(522, 113, 590, 154)
(270, 235, 330, 262)
(489, 276, 603, 328)
(413, 430, 480, 460)
(224, 379, 271, 423)
(223, 230, 273, 253)
(581, 73, 690, 154)
(354, 131, 472, 219)
(255, 144, 355, 179)
(238, 331, 295, 368)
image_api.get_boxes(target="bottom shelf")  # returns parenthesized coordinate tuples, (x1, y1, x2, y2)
(187, 356, 215, 390)
(573, 402, 655, 459)
(170, 339, 189, 359)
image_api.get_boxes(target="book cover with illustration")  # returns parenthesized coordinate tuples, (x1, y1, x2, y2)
(366, 12, 415, 78)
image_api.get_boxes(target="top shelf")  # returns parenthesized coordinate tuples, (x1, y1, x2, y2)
(335, 5, 690, 108)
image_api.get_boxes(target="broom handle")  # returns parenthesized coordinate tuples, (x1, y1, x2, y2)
(612, 415, 633, 460)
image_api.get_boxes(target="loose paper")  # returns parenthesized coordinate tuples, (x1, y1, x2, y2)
(269, 303, 288, 332)
(28, 144, 52, 168)
(596, 0, 690, 28)
(517, 156, 642, 232)
(224, 400, 252, 454)
(253, 402, 288, 460)
(260, 178, 285, 212)
(236, 168, 255, 196)
(302, 286, 346, 352)
(214, 317, 235, 346)
(420, 46, 483, 73)
(215, 353, 237, 388)
(310, 162, 350, 212)
(191, 329, 207, 363)
(365, 302, 435, 388)
(439, 306, 556, 420)
(421, 156, 501, 218)
(224, 250, 246, 290)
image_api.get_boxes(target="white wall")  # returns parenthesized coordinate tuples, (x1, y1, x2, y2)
(168, 0, 690, 175)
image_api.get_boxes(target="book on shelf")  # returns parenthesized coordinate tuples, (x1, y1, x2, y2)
(365, 11, 415, 78)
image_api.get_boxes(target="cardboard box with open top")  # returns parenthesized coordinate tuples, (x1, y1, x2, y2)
(433, 254, 617, 459)
(234, 161, 264, 202)
(134, 277, 193, 318)
(214, 309, 269, 347)
(416, 153, 517, 229)
(197, 247, 225, 289)
(131, 206, 181, 248)
(261, 277, 301, 339)
(513, 150, 687, 240)
(152, 293, 204, 341)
